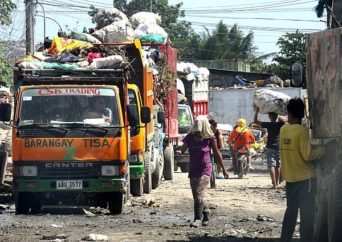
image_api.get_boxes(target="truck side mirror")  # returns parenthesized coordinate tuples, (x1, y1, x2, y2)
(127, 104, 139, 126)
(140, 106, 151, 124)
(157, 111, 165, 124)
(291, 62, 303, 87)
(0, 103, 11, 122)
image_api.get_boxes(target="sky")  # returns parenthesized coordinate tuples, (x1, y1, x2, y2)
(1, 0, 326, 55)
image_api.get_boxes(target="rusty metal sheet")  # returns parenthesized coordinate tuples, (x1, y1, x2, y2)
(306, 28, 342, 138)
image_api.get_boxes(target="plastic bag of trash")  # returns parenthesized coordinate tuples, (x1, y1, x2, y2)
(18, 61, 44, 69)
(48, 37, 93, 55)
(134, 23, 168, 39)
(253, 89, 291, 115)
(43, 62, 79, 70)
(139, 34, 166, 44)
(45, 51, 82, 63)
(93, 8, 128, 29)
(90, 55, 124, 69)
(69, 32, 102, 44)
(177, 62, 199, 74)
(198, 67, 210, 81)
(92, 20, 134, 43)
(130, 12, 161, 28)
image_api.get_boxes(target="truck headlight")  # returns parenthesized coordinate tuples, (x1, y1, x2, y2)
(101, 165, 119, 176)
(21, 166, 38, 176)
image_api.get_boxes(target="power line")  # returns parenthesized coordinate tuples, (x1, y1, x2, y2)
(183, 15, 322, 23)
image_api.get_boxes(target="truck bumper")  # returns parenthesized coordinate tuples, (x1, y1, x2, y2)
(13, 178, 127, 193)
(129, 162, 144, 179)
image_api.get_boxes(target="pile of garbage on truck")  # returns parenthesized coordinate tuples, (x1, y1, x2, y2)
(16, 8, 169, 72)
(177, 62, 210, 82)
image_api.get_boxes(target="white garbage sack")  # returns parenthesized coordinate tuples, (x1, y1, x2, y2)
(134, 23, 168, 39)
(130, 12, 161, 28)
(253, 89, 291, 115)
(198, 67, 210, 81)
(18, 61, 44, 69)
(92, 20, 134, 43)
(177, 62, 199, 74)
(90, 55, 124, 69)
(94, 8, 128, 29)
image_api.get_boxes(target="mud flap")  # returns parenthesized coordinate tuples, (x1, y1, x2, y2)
(0, 151, 7, 184)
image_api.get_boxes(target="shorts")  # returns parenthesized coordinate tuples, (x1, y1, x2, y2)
(265, 148, 280, 168)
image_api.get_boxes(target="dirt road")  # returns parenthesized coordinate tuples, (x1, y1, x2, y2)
(0, 165, 293, 242)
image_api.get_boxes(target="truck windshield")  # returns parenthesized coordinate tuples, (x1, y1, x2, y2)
(178, 106, 193, 134)
(19, 87, 120, 127)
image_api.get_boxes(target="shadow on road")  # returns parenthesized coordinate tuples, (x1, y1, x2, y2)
(169, 236, 300, 242)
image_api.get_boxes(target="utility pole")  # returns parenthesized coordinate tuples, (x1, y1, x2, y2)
(150, 0, 152, 12)
(25, 0, 35, 54)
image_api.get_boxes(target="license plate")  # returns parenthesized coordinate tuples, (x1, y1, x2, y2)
(56, 180, 83, 190)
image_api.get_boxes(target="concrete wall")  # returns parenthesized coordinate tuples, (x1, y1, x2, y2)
(208, 88, 307, 125)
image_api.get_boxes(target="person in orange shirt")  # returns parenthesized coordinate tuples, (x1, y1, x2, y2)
(227, 118, 256, 171)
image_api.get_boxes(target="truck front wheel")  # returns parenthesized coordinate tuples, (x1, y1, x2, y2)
(108, 192, 123, 215)
(15, 192, 30, 215)
(163, 144, 174, 180)
(130, 178, 143, 197)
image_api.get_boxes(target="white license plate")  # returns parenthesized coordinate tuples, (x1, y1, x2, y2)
(56, 180, 83, 190)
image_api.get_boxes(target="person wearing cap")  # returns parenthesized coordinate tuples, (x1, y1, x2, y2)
(227, 118, 256, 171)
(177, 119, 228, 228)
(209, 119, 224, 177)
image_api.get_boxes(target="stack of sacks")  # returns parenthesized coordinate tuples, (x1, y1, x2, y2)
(177, 62, 210, 82)
(253, 89, 291, 115)
(91, 8, 134, 43)
(91, 9, 167, 44)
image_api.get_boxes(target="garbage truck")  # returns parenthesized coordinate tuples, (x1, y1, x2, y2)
(0, 42, 151, 214)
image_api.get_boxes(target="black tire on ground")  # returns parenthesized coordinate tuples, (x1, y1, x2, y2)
(108, 192, 123, 215)
(237, 160, 243, 179)
(328, 164, 342, 242)
(143, 149, 152, 194)
(130, 178, 143, 197)
(180, 163, 189, 173)
(30, 200, 42, 214)
(152, 155, 161, 189)
(15, 192, 30, 215)
(210, 164, 217, 189)
(163, 144, 174, 180)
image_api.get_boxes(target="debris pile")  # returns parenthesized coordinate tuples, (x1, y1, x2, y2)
(16, 8, 170, 72)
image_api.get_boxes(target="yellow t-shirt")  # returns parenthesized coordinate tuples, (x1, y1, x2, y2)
(279, 124, 325, 182)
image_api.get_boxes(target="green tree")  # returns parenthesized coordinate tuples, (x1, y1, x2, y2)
(264, 30, 307, 80)
(0, 0, 16, 25)
(197, 22, 255, 61)
(0, 44, 13, 86)
(0, 0, 16, 87)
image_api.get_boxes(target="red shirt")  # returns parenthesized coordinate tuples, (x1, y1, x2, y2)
(227, 129, 255, 151)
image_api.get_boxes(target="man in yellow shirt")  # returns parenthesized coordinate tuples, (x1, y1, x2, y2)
(280, 98, 325, 242)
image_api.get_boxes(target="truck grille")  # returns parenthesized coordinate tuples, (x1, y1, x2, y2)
(38, 163, 100, 179)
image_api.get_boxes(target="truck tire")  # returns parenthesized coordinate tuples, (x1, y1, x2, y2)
(180, 163, 189, 173)
(143, 150, 152, 194)
(108, 192, 123, 215)
(328, 166, 342, 242)
(152, 155, 161, 189)
(15, 192, 30, 215)
(163, 144, 174, 180)
(130, 178, 143, 197)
